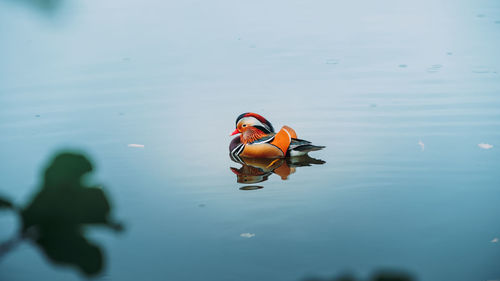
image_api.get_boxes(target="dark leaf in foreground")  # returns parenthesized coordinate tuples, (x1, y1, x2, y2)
(20, 151, 121, 276)
(34, 227, 103, 276)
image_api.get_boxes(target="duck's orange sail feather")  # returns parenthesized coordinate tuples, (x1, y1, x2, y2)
(270, 126, 297, 154)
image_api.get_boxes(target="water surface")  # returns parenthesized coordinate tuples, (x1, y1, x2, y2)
(1, 0, 500, 280)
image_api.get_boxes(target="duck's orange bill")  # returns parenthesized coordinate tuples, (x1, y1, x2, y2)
(230, 129, 240, 136)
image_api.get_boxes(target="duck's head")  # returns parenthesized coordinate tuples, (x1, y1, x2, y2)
(230, 113, 275, 143)
(230, 112, 274, 136)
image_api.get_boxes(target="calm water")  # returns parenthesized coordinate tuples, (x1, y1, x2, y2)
(1, 0, 500, 280)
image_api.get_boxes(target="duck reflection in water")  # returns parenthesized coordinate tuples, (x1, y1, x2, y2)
(230, 154, 325, 189)
(0, 151, 122, 277)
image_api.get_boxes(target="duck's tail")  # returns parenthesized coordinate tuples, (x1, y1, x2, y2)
(289, 144, 325, 156)
(288, 138, 325, 156)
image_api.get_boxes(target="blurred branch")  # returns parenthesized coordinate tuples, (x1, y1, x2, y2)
(0, 234, 23, 260)
(303, 271, 415, 281)
(0, 195, 13, 210)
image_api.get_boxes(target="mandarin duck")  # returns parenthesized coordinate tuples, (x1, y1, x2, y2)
(229, 112, 324, 159)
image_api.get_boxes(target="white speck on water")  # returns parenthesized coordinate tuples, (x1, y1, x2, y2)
(472, 67, 493, 74)
(491, 238, 499, 243)
(418, 140, 425, 151)
(326, 59, 339, 65)
(478, 143, 493, 149)
(128, 144, 145, 148)
(240, 233, 255, 238)
(426, 64, 442, 73)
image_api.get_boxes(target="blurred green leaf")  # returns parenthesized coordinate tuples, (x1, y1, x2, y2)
(20, 151, 121, 276)
(34, 227, 103, 276)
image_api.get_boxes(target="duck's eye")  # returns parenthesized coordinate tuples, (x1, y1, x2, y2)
(242, 124, 247, 127)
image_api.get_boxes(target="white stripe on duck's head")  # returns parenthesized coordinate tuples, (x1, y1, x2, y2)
(230, 112, 275, 136)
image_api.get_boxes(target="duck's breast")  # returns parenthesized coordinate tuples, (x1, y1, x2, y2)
(229, 137, 242, 152)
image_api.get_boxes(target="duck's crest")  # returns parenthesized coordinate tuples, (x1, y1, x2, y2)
(236, 112, 275, 133)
